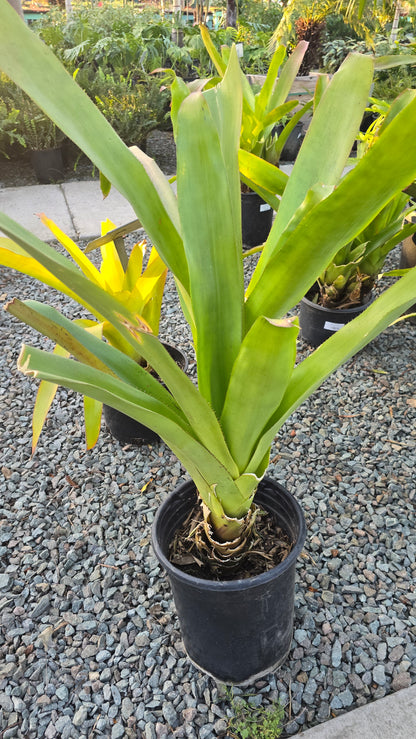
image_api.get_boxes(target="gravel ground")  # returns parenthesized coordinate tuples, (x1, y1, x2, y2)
(0, 227, 415, 739)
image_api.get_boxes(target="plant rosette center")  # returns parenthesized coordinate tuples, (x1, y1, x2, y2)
(168, 500, 293, 581)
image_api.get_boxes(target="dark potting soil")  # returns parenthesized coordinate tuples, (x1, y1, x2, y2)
(305, 282, 374, 310)
(169, 502, 293, 581)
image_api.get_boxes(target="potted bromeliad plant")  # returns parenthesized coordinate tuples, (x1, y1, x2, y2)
(299, 190, 416, 344)
(0, 211, 176, 448)
(1, 2, 416, 684)
(299, 92, 416, 345)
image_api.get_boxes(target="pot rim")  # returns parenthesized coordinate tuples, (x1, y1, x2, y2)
(240, 190, 268, 201)
(160, 341, 188, 373)
(152, 477, 306, 593)
(301, 292, 373, 316)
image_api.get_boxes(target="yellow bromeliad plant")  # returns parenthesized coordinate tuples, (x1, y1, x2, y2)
(0, 214, 167, 449)
(0, 3, 416, 563)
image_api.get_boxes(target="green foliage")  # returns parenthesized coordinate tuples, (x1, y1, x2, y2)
(273, 0, 394, 56)
(37, 7, 196, 79)
(226, 689, 284, 739)
(324, 12, 362, 41)
(0, 101, 24, 158)
(75, 69, 170, 145)
(33, 5, 277, 80)
(238, 0, 283, 33)
(34, 7, 66, 49)
(94, 85, 166, 148)
(321, 37, 370, 72)
(372, 39, 416, 100)
(321, 32, 416, 76)
(0, 76, 64, 151)
(373, 66, 416, 101)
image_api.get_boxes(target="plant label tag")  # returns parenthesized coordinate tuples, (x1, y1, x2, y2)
(260, 203, 272, 212)
(236, 43, 244, 58)
(324, 320, 345, 331)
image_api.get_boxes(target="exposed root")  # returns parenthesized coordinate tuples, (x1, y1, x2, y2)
(169, 502, 293, 581)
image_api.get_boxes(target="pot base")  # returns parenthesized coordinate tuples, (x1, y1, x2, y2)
(186, 643, 292, 687)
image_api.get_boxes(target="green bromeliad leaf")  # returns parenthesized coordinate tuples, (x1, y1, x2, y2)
(176, 48, 243, 418)
(220, 317, 298, 471)
(245, 266, 416, 474)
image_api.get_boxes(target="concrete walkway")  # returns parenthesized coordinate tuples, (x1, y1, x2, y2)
(297, 683, 416, 738)
(0, 180, 137, 242)
(0, 165, 295, 242)
(0, 179, 415, 738)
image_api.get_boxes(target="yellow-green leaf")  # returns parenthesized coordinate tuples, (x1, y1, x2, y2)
(39, 214, 102, 286)
(32, 343, 69, 452)
(84, 395, 102, 449)
(99, 219, 125, 293)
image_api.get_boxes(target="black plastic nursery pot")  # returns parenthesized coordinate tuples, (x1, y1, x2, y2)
(241, 191, 273, 248)
(299, 294, 371, 347)
(274, 122, 305, 162)
(400, 229, 416, 324)
(31, 147, 64, 184)
(103, 343, 188, 445)
(152, 477, 306, 685)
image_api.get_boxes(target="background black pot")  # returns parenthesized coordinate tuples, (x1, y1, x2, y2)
(241, 191, 273, 248)
(399, 229, 416, 324)
(152, 477, 306, 684)
(274, 121, 305, 162)
(299, 294, 371, 347)
(31, 147, 64, 184)
(104, 343, 188, 445)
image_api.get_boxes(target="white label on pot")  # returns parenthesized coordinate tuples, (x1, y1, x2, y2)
(260, 203, 272, 212)
(236, 43, 244, 58)
(324, 320, 345, 331)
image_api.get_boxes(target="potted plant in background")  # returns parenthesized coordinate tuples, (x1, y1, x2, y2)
(83, 215, 188, 444)
(0, 97, 25, 158)
(0, 210, 183, 448)
(400, 216, 416, 324)
(1, 2, 416, 684)
(299, 190, 416, 344)
(3, 81, 65, 183)
(197, 26, 313, 247)
(299, 92, 416, 345)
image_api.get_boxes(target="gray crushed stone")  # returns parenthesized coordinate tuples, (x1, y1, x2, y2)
(0, 236, 415, 738)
